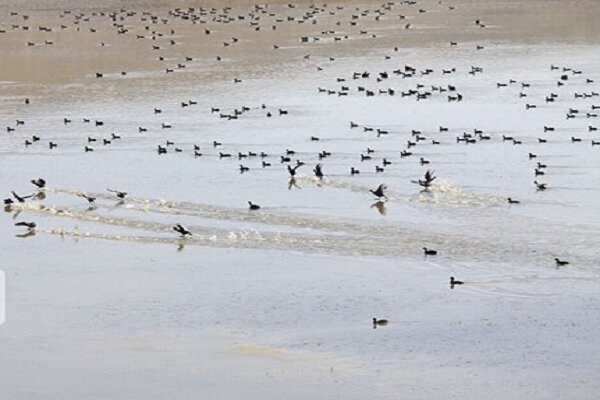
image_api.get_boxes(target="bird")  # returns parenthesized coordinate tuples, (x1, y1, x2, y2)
(507, 198, 520, 204)
(370, 184, 388, 200)
(534, 181, 547, 191)
(79, 194, 96, 203)
(31, 178, 46, 189)
(107, 189, 127, 199)
(11, 191, 33, 203)
(449, 276, 464, 287)
(413, 169, 436, 188)
(173, 224, 192, 237)
(287, 164, 301, 177)
(423, 247, 437, 256)
(313, 163, 324, 179)
(555, 258, 569, 266)
(372, 317, 388, 328)
(15, 221, 36, 229)
(248, 201, 260, 210)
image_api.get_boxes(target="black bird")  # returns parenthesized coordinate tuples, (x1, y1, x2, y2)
(31, 178, 46, 189)
(449, 276, 464, 287)
(107, 189, 127, 199)
(372, 317, 388, 328)
(534, 181, 547, 191)
(248, 201, 260, 210)
(4, 198, 14, 205)
(12, 191, 33, 203)
(555, 258, 569, 266)
(15, 221, 36, 229)
(313, 163, 324, 179)
(413, 169, 436, 188)
(79, 194, 96, 203)
(423, 247, 437, 256)
(507, 198, 520, 204)
(370, 184, 388, 200)
(173, 224, 192, 237)
(287, 164, 301, 177)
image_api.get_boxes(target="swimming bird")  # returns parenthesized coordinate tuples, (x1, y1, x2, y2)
(173, 224, 192, 237)
(248, 201, 260, 210)
(372, 318, 388, 328)
(555, 258, 569, 266)
(507, 198, 520, 204)
(423, 247, 437, 256)
(370, 184, 388, 200)
(534, 181, 547, 191)
(449, 276, 464, 287)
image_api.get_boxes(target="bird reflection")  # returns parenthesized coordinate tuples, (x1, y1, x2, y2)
(370, 200, 387, 215)
(15, 229, 36, 238)
(33, 191, 46, 201)
(288, 177, 301, 190)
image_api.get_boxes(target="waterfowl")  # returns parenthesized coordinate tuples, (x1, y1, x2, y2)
(534, 181, 547, 191)
(31, 178, 46, 189)
(555, 258, 569, 266)
(507, 198, 520, 204)
(107, 189, 127, 199)
(248, 201, 260, 210)
(423, 247, 437, 256)
(287, 164, 301, 176)
(372, 318, 388, 328)
(15, 221, 36, 229)
(370, 183, 387, 200)
(449, 276, 464, 286)
(313, 163, 324, 179)
(79, 194, 96, 203)
(11, 191, 33, 203)
(173, 224, 192, 237)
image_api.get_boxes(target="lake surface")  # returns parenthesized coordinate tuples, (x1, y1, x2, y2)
(0, 0, 599, 398)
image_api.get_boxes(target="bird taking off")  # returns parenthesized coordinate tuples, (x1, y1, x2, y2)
(370, 184, 388, 200)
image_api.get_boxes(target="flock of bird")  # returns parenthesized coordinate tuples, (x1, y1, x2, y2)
(2, 0, 594, 299)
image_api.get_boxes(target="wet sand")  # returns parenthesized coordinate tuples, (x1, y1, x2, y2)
(1, 0, 599, 399)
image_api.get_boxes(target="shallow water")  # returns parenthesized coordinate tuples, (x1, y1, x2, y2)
(0, 0, 599, 399)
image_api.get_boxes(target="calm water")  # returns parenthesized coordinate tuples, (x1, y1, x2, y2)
(0, 1, 599, 399)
